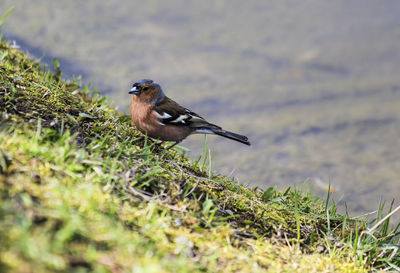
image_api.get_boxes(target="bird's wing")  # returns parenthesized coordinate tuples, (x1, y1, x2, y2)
(154, 96, 250, 145)
(154, 97, 219, 129)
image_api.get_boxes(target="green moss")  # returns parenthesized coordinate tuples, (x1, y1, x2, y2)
(0, 38, 398, 272)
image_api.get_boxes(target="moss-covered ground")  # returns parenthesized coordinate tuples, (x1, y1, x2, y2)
(0, 32, 399, 272)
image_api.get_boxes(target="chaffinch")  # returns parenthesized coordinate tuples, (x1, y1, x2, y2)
(129, 79, 250, 148)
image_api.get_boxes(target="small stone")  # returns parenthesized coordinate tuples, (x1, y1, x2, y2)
(174, 235, 194, 255)
(174, 218, 182, 227)
(1, 112, 9, 120)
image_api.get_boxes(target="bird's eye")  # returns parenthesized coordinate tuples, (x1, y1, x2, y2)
(142, 87, 149, 91)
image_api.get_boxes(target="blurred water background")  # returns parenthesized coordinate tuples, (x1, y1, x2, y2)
(1, 0, 399, 219)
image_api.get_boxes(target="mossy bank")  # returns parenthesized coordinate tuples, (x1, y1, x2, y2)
(0, 33, 399, 272)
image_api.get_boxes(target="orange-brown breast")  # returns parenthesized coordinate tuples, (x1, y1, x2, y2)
(130, 97, 192, 142)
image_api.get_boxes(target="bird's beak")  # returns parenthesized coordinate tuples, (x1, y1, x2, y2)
(129, 86, 140, 95)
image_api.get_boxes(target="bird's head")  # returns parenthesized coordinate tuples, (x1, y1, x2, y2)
(129, 79, 165, 104)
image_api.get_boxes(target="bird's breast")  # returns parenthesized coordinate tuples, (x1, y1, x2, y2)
(130, 99, 154, 130)
(130, 99, 192, 141)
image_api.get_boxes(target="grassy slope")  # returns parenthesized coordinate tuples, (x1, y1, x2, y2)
(0, 37, 399, 272)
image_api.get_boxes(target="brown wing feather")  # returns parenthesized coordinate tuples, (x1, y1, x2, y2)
(154, 97, 213, 128)
(155, 96, 187, 119)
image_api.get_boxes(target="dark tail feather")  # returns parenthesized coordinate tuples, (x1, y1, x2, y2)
(214, 129, 251, 146)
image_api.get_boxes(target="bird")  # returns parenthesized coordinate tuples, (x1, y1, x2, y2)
(128, 79, 250, 149)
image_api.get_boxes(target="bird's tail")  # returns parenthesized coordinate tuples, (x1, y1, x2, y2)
(214, 129, 251, 146)
(194, 126, 250, 146)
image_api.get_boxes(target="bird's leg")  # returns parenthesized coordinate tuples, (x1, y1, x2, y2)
(166, 140, 181, 150)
